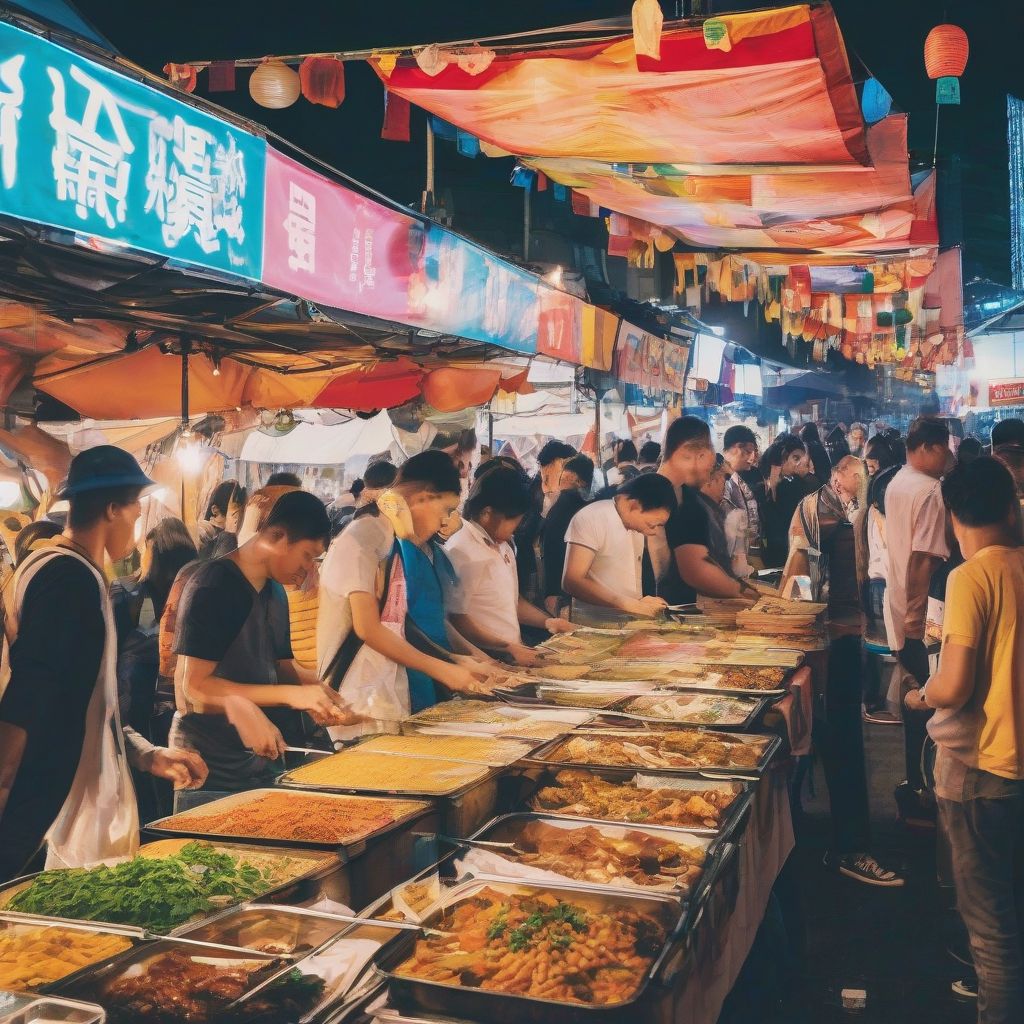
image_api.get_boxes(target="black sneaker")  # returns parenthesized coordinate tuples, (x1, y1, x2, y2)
(951, 977, 978, 999)
(824, 851, 905, 887)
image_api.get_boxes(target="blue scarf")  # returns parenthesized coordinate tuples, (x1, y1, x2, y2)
(396, 539, 455, 712)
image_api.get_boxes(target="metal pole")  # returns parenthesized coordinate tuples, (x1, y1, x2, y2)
(422, 122, 435, 214)
(594, 389, 602, 463)
(487, 399, 494, 454)
(523, 186, 531, 262)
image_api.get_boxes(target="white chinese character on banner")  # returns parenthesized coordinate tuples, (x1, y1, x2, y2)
(0, 55, 25, 190)
(145, 115, 219, 253)
(283, 181, 315, 272)
(146, 116, 247, 256)
(48, 64, 134, 229)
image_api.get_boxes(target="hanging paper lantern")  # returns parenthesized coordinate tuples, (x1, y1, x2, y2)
(299, 56, 345, 108)
(249, 60, 300, 109)
(924, 25, 969, 80)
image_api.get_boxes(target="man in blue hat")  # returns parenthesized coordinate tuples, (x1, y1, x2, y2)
(0, 445, 208, 879)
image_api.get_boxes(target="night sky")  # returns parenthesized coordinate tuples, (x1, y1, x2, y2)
(69, 0, 1024, 284)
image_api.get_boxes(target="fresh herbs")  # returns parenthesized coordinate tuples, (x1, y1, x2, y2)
(486, 905, 510, 941)
(505, 901, 588, 953)
(9, 842, 276, 933)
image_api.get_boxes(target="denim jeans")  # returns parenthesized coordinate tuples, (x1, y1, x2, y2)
(938, 767, 1024, 1024)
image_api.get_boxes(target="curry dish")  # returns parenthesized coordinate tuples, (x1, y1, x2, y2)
(531, 770, 740, 830)
(393, 886, 666, 1005)
(542, 731, 766, 770)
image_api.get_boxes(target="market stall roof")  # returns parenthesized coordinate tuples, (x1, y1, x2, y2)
(237, 412, 395, 465)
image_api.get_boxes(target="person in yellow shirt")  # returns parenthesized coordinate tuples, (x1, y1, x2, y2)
(908, 456, 1024, 1023)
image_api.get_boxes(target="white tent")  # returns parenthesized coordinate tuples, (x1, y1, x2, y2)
(238, 412, 394, 465)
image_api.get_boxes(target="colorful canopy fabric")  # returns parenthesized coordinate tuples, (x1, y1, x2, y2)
(373, 4, 866, 167)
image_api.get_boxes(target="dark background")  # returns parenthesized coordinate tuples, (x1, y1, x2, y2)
(67, 0, 1024, 284)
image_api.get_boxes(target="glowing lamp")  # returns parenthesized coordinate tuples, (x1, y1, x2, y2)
(924, 25, 968, 80)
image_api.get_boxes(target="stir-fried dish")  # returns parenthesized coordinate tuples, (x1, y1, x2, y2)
(0, 927, 132, 991)
(494, 820, 705, 891)
(543, 731, 767, 770)
(531, 770, 740, 830)
(394, 887, 666, 1005)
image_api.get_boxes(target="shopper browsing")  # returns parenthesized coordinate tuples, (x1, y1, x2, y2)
(911, 457, 1024, 1023)
(720, 425, 762, 565)
(542, 455, 594, 615)
(447, 466, 574, 666)
(317, 451, 497, 734)
(562, 473, 677, 621)
(172, 490, 358, 794)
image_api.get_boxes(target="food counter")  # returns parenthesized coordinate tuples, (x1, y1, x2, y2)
(2, 613, 812, 1024)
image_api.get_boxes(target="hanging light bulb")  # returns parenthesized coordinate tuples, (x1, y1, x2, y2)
(175, 428, 205, 475)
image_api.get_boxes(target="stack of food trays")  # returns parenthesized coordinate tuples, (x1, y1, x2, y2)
(277, 734, 545, 838)
(368, 877, 684, 1024)
(0, 991, 106, 1024)
(143, 791, 438, 908)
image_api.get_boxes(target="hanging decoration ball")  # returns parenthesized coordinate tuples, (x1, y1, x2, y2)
(924, 24, 969, 80)
(299, 56, 346, 107)
(249, 59, 301, 109)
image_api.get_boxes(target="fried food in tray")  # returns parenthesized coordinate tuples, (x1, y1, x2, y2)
(0, 925, 133, 992)
(542, 731, 768, 771)
(393, 885, 667, 1006)
(357, 733, 536, 767)
(472, 819, 707, 892)
(531, 770, 741, 832)
(154, 791, 425, 845)
(283, 749, 489, 795)
(405, 702, 592, 742)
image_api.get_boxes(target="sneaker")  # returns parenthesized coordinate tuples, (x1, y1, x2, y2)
(863, 708, 901, 725)
(951, 977, 978, 999)
(824, 851, 905, 887)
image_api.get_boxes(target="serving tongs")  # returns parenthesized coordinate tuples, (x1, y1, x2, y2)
(435, 834, 527, 857)
(236, 903, 455, 939)
(0, 909, 298, 960)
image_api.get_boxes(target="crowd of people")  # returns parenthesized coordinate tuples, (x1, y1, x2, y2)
(0, 411, 1021, 1021)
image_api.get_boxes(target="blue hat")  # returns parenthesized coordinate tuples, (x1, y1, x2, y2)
(57, 445, 156, 499)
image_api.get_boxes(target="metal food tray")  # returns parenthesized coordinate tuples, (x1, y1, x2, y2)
(494, 681, 640, 710)
(144, 788, 435, 855)
(0, 842, 347, 937)
(462, 812, 721, 903)
(597, 691, 772, 732)
(372, 877, 683, 1024)
(0, 912, 143, 997)
(524, 730, 782, 781)
(0, 992, 106, 1024)
(519, 765, 754, 840)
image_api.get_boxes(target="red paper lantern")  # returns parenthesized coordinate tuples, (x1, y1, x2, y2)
(924, 24, 968, 80)
(299, 56, 346, 108)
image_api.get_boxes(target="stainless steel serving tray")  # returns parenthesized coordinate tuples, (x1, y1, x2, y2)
(144, 788, 435, 855)
(372, 877, 682, 1024)
(595, 690, 771, 732)
(462, 812, 720, 902)
(524, 730, 782, 780)
(0, 992, 106, 1024)
(521, 766, 754, 840)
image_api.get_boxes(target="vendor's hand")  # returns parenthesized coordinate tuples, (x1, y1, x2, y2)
(626, 595, 668, 618)
(440, 663, 499, 696)
(294, 683, 365, 727)
(146, 748, 209, 790)
(543, 596, 561, 617)
(544, 617, 575, 634)
(508, 644, 546, 668)
(224, 696, 288, 759)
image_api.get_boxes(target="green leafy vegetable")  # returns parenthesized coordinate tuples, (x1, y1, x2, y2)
(9, 842, 277, 933)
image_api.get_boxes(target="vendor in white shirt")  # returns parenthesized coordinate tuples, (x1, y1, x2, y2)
(446, 465, 575, 667)
(562, 474, 678, 623)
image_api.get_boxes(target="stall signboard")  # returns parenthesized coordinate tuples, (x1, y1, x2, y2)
(989, 378, 1024, 407)
(263, 149, 539, 353)
(0, 22, 266, 279)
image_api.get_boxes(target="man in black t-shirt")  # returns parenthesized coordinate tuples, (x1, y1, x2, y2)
(542, 455, 594, 615)
(172, 491, 359, 792)
(651, 417, 758, 605)
(0, 447, 207, 881)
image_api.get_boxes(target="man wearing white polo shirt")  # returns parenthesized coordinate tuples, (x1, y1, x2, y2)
(447, 464, 574, 666)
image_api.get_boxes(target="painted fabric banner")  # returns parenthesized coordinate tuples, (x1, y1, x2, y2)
(263, 149, 539, 353)
(0, 21, 266, 279)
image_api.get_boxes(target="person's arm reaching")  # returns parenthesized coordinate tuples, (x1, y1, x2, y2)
(674, 545, 746, 599)
(349, 591, 496, 695)
(562, 543, 666, 617)
(123, 726, 209, 790)
(906, 641, 976, 713)
(517, 596, 574, 633)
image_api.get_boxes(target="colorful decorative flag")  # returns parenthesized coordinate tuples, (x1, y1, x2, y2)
(207, 60, 236, 92)
(382, 90, 411, 141)
(936, 77, 960, 105)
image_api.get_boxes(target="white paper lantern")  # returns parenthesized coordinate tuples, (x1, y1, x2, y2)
(250, 60, 300, 109)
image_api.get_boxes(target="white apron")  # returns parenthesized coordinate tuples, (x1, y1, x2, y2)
(7, 545, 138, 869)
